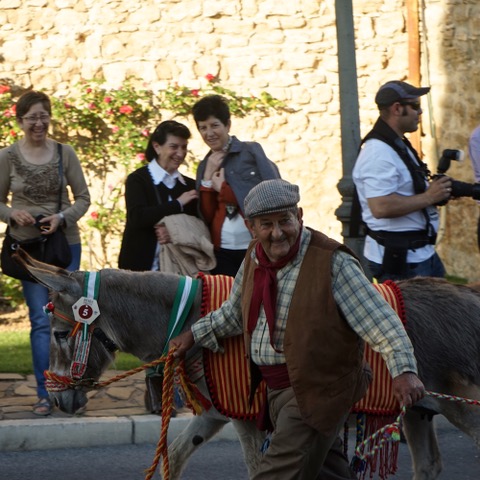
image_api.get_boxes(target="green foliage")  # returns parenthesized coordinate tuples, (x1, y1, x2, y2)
(0, 85, 21, 145)
(0, 328, 143, 374)
(446, 274, 468, 285)
(0, 330, 31, 374)
(0, 76, 287, 268)
(0, 275, 24, 308)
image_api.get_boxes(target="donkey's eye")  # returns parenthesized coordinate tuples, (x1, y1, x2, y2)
(54, 331, 70, 341)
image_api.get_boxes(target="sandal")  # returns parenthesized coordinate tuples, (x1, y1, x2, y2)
(33, 397, 53, 416)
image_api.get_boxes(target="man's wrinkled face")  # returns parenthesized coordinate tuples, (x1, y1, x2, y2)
(247, 209, 302, 262)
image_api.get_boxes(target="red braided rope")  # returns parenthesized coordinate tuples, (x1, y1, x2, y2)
(354, 390, 480, 465)
(144, 350, 176, 480)
(176, 362, 212, 413)
(44, 357, 167, 391)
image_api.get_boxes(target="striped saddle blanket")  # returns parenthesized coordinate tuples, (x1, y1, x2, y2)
(199, 274, 405, 422)
(199, 273, 266, 420)
(352, 280, 405, 415)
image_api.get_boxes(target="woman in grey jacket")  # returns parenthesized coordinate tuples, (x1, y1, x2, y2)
(193, 94, 281, 276)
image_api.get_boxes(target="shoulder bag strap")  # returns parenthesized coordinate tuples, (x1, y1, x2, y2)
(57, 143, 63, 213)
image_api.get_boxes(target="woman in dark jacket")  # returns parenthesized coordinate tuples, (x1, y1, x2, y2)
(118, 120, 199, 414)
(119, 120, 198, 271)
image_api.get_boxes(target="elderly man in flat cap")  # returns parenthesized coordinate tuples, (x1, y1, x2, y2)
(353, 80, 452, 282)
(170, 178, 424, 479)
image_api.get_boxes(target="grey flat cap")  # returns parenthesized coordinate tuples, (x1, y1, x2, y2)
(244, 179, 300, 218)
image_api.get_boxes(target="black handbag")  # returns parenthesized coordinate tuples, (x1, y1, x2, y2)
(1, 143, 72, 281)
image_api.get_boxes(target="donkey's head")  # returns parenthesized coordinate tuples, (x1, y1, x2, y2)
(14, 250, 118, 413)
(15, 249, 197, 414)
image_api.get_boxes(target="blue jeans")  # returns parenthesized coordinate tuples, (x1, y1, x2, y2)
(368, 252, 446, 283)
(21, 243, 81, 398)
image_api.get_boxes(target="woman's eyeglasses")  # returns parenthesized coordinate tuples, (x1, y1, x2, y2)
(22, 114, 50, 124)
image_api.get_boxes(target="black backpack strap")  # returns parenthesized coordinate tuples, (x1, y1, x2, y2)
(349, 186, 365, 238)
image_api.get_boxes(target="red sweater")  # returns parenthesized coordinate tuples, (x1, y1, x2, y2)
(199, 182, 240, 249)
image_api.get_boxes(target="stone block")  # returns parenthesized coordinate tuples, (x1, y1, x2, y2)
(251, 29, 285, 45)
(374, 12, 406, 37)
(203, 0, 238, 17)
(102, 35, 125, 56)
(0, 374, 25, 381)
(107, 386, 135, 401)
(2, 39, 28, 62)
(278, 15, 307, 29)
(128, 7, 161, 25)
(258, 0, 299, 17)
(55, 0, 76, 7)
(192, 57, 221, 79)
(2, 0, 21, 7)
(284, 53, 318, 70)
(181, 19, 214, 34)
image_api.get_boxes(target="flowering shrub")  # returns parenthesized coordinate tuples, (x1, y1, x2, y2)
(0, 86, 20, 145)
(0, 75, 287, 269)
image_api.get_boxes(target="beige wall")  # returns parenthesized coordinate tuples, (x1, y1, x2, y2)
(1, 0, 480, 279)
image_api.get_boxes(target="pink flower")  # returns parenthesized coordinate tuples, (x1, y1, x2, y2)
(104, 96, 112, 104)
(136, 153, 146, 162)
(64, 102, 72, 109)
(111, 125, 119, 133)
(88, 102, 96, 110)
(119, 105, 133, 114)
(106, 109, 114, 115)
(191, 89, 199, 97)
(90, 211, 99, 220)
(205, 73, 215, 82)
(3, 109, 11, 118)
(9, 130, 16, 137)
(86, 87, 92, 94)
(11, 104, 16, 114)
(0, 85, 10, 94)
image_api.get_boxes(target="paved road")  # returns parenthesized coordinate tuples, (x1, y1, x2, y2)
(0, 441, 247, 480)
(1, 416, 479, 479)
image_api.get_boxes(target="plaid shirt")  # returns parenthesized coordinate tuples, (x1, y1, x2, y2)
(192, 228, 417, 378)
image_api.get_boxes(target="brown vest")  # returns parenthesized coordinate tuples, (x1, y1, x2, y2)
(241, 228, 371, 435)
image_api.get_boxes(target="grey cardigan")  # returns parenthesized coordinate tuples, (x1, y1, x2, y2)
(195, 136, 281, 215)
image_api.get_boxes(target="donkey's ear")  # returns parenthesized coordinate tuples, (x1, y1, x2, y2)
(26, 267, 82, 297)
(12, 249, 82, 297)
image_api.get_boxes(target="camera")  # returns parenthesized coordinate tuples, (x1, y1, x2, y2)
(34, 214, 50, 232)
(433, 149, 480, 202)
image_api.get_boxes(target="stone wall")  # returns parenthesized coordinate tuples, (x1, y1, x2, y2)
(1, 0, 480, 279)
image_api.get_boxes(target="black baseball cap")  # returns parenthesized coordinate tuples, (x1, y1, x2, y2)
(375, 80, 430, 107)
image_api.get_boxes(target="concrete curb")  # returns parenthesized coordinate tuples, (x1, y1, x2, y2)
(0, 415, 237, 452)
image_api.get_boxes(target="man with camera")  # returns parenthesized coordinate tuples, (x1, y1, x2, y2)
(353, 80, 452, 281)
(469, 124, 480, 250)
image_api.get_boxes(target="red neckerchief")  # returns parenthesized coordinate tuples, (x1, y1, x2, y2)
(247, 231, 302, 352)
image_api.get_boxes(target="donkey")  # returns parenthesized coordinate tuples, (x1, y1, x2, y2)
(15, 251, 480, 480)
